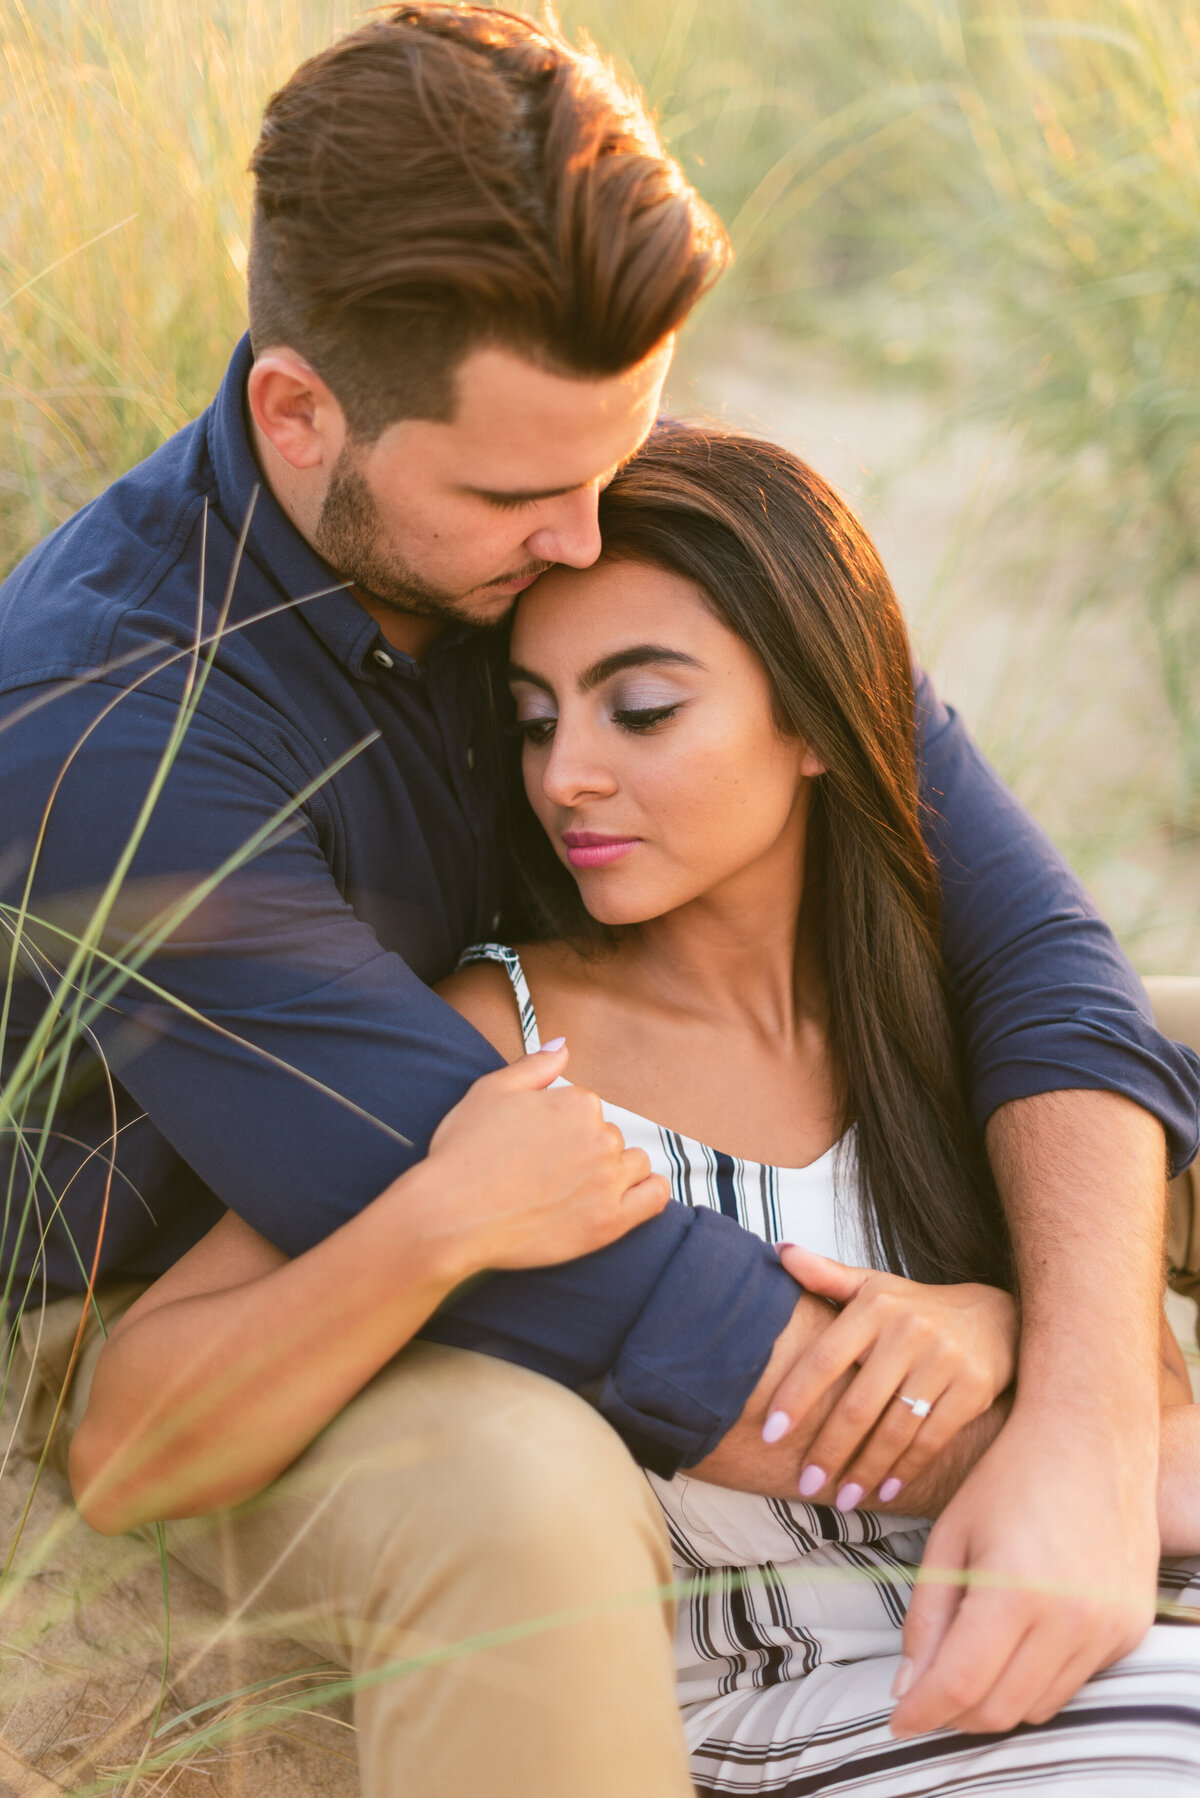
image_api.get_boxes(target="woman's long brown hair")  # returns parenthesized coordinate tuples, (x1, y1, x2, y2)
(502, 422, 1011, 1289)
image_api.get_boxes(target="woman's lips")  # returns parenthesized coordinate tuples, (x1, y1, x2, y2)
(561, 831, 640, 869)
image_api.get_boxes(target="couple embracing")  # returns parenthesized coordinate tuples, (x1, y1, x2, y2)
(4, 8, 1200, 1795)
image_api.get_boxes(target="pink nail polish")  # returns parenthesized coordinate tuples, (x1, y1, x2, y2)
(540, 1036, 566, 1052)
(761, 1409, 791, 1444)
(879, 1477, 903, 1503)
(798, 1464, 826, 1498)
(835, 1482, 864, 1513)
(892, 1656, 913, 1700)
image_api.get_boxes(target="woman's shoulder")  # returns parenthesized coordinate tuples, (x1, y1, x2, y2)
(436, 950, 528, 1062)
(437, 939, 605, 1061)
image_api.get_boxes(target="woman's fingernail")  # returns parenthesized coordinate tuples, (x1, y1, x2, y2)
(775, 1241, 797, 1250)
(798, 1464, 826, 1498)
(835, 1482, 864, 1513)
(761, 1410, 791, 1443)
(892, 1656, 914, 1700)
(879, 1477, 903, 1503)
(540, 1036, 566, 1052)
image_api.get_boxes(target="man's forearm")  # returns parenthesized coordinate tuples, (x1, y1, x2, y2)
(986, 1089, 1167, 1443)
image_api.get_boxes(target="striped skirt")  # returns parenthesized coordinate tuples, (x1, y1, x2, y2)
(647, 1472, 1200, 1795)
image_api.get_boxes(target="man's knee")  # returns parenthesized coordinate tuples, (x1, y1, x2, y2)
(310, 1344, 672, 1609)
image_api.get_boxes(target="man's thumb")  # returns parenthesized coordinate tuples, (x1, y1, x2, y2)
(777, 1244, 867, 1304)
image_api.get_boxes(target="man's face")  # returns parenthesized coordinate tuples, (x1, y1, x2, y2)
(312, 340, 674, 631)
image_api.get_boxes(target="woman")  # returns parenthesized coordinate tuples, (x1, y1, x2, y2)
(437, 423, 1200, 1793)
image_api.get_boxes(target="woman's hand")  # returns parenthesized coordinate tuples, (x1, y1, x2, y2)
(418, 1040, 670, 1275)
(762, 1246, 1018, 1511)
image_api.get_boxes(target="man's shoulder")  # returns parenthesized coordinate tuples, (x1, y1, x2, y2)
(0, 411, 215, 691)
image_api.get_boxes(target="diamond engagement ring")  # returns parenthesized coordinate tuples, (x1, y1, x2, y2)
(898, 1394, 934, 1419)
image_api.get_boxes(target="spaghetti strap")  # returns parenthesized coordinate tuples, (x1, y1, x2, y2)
(455, 942, 542, 1053)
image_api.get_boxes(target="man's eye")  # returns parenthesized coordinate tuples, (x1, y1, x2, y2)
(612, 705, 680, 733)
(514, 717, 556, 745)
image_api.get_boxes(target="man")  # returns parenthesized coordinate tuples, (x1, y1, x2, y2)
(2, 7, 1197, 1795)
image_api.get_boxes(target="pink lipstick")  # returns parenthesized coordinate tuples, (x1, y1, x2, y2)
(561, 831, 639, 869)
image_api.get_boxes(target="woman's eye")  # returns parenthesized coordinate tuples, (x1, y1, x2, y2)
(612, 704, 680, 733)
(514, 716, 556, 746)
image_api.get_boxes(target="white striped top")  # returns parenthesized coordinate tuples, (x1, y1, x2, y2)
(457, 943, 870, 1267)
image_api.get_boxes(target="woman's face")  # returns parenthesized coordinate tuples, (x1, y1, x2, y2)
(509, 558, 824, 927)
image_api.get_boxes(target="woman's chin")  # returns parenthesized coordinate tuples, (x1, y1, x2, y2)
(574, 883, 674, 930)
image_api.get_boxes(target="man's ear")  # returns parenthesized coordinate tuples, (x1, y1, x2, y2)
(246, 349, 346, 471)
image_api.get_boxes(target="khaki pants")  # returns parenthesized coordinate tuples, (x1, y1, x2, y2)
(12, 1304, 693, 1798)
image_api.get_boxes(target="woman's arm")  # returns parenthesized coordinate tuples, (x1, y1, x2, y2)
(69, 1045, 668, 1532)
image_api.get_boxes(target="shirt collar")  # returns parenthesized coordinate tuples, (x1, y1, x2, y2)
(205, 333, 420, 682)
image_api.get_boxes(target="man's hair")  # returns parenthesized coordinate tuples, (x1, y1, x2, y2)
(247, 4, 728, 437)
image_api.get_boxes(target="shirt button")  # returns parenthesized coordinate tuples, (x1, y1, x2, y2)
(372, 648, 395, 670)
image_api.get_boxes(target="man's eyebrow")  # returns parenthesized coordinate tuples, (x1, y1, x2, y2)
(508, 646, 704, 695)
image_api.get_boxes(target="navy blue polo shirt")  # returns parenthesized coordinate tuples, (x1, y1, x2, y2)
(2, 335, 1197, 1477)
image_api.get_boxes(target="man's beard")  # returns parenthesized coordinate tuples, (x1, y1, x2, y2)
(313, 445, 547, 625)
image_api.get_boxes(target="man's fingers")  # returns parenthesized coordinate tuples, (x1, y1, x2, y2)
(1022, 1642, 1113, 1727)
(893, 1590, 1034, 1737)
(898, 1518, 969, 1695)
(946, 1612, 1100, 1734)
(777, 1245, 868, 1307)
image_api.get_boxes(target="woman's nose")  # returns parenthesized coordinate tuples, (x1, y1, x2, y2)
(538, 725, 618, 807)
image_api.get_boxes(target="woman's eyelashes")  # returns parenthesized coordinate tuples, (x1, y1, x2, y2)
(514, 713, 557, 746)
(611, 703, 680, 733)
(512, 701, 685, 744)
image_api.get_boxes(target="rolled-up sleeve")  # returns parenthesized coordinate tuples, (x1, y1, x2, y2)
(422, 1208, 798, 1475)
(916, 668, 1200, 1173)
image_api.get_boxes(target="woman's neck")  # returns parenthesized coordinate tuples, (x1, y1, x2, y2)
(613, 842, 826, 1050)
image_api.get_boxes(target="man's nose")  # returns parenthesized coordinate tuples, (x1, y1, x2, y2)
(524, 486, 602, 569)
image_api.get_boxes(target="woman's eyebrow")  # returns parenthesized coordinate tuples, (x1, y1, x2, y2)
(507, 661, 555, 694)
(580, 646, 704, 690)
(507, 646, 705, 695)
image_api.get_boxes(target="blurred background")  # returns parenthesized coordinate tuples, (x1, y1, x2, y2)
(2, 0, 1198, 971)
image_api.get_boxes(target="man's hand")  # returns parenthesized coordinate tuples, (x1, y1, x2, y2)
(891, 1088, 1168, 1737)
(892, 1407, 1158, 1735)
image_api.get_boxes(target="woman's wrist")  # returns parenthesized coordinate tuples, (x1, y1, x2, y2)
(372, 1156, 499, 1291)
